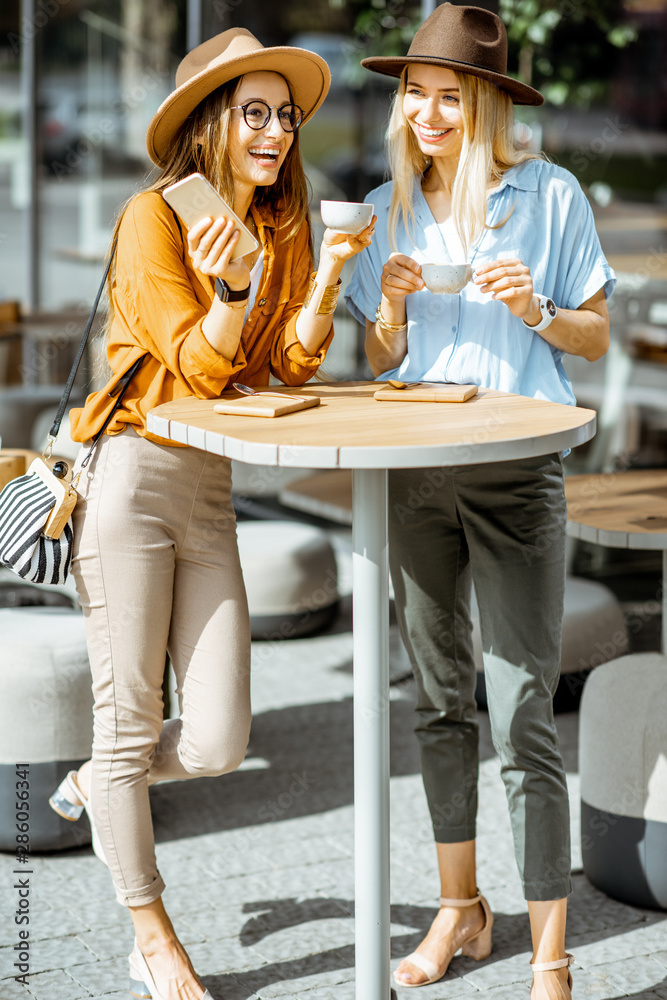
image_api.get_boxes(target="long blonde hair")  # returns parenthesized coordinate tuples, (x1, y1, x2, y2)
(387, 68, 545, 257)
(103, 75, 310, 331)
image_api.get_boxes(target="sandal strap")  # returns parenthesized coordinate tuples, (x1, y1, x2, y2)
(439, 891, 481, 907)
(403, 951, 440, 981)
(531, 953, 574, 973)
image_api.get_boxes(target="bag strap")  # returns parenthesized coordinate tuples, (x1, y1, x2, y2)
(45, 237, 118, 456)
(72, 352, 146, 483)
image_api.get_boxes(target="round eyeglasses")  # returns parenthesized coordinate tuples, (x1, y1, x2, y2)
(231, 101, 304, 133)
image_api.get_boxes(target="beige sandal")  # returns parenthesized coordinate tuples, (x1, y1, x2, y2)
(393, 890, 494, 988)
(530, 953, 574, 999)
(49, 769, 107, 866)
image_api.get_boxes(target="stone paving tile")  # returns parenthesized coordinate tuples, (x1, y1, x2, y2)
(28, 902, 92, 942)
(294, 983, 356, 1000)
(248, 918, 354, 964)
(13, 968, 89, 1000)
(244, 861, 349, 900)
(599, 956, 667, 994)
(392, 969, 479, 999)
(185, 937, 269, 974)
(561, 968, 620, 1000)
(461, 952, 534, 990)
(67, 957, 125, 997)
(85, 994, 129, 1000)
(168, 872, 263, 914)
(573, 921, 667, 968)
(60, 898, 122, 937)
(0, 978, 34, 998)
(0, 934, 95, 979)
(261, 835, 351, 872)
(227, 949, 354, 997)
(73, 925, 134, 963)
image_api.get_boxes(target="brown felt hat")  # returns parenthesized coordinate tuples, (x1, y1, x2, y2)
(146, 28, 331, 166)
(361, 2, 543, 106)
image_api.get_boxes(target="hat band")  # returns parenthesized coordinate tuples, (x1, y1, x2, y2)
(403, 53, 507, 77)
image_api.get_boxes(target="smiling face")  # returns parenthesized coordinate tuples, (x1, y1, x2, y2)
(402, 65, 464, 161)
(227, 71, 295, 197)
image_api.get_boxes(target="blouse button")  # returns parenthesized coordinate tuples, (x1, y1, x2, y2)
(258, 297, 267, 307)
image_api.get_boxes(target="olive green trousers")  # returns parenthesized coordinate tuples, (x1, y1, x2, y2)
(388, 454, 572, 901)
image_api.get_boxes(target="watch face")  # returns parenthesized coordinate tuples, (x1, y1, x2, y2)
(546, 298, 557, 318)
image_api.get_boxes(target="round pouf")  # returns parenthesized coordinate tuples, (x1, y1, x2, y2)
(474, 576, 628, 711)
(579, 653, 667, 910)
(237, 520, 339, 639)
(0, 607, 93, 852)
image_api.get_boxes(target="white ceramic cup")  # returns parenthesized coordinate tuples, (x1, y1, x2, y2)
(320, 200, 374, 235)
(421, 262, 472, 294)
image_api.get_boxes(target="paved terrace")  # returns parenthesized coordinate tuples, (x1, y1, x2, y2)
(1, 538, 666, 1000)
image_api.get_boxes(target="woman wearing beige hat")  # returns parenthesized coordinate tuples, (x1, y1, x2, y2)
(346, 3, 613, 997)
(47, 28, 372, 1000)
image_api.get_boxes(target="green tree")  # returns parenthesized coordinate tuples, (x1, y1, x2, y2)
(499, 0, 637, 106)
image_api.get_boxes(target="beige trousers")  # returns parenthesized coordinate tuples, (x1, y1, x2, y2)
(72, 428, 251, 906)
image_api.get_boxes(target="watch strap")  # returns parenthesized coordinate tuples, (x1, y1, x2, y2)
(522, 294, 557, 332)
(215, 277, 250, 303)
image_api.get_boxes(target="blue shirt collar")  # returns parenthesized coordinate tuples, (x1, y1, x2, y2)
(488, 159, 540, 196)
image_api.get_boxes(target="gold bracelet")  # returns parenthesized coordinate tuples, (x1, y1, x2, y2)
(375, 303, 407, 332)
(303, 272, 341, 315)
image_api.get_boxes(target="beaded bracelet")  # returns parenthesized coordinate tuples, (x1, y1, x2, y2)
(375, 303, 407, 332)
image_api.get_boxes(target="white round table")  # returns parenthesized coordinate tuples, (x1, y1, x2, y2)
(149, 382, 596, 1000)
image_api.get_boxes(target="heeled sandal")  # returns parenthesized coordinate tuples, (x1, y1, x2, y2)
(48, 770, 107, 867)
(530, 953, 574, 999)
(393, 890, 494, 988)
(129, 940, 215, 1000)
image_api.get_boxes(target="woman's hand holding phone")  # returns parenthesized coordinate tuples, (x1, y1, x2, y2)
(187, 216, 251, 291)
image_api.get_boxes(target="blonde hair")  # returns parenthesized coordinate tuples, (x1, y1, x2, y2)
(387, 68, 545, 257)
(101, 75, 310, 344)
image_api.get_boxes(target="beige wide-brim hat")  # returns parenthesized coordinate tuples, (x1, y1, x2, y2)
(361, 2, 543, 106)
(146, 28, 331, 166)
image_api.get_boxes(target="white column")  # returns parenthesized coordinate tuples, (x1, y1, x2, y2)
(352, 468, 392, 1000)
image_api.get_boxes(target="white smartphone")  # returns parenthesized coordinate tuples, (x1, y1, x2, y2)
(162, 173, 259, 261)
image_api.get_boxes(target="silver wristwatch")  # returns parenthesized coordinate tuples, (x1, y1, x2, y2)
(522, 294, 557, 332)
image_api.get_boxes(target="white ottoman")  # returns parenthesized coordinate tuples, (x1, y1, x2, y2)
(0, 607, 93, 852)
(579, 653, 667, 910)
(237, 520, 339, 639)
(474, 576, 628, 711)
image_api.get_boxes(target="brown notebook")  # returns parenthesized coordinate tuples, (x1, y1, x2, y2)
(374, 384, 478, 402)
(213, 394, 321, 418)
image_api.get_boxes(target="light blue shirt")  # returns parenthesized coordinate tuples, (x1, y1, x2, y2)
(345, 159, 615, 406)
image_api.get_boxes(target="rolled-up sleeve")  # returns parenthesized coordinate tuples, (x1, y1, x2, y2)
(268, 220, 333, 385)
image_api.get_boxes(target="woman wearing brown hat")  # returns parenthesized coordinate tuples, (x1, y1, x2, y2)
(47, 28, 372, 1000)
(346, 3, 614, 996)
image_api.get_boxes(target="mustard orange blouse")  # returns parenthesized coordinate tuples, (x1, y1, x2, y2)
(69, 191, 332, 445)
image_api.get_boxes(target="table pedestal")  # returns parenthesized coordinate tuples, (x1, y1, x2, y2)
(352, 469, 392, 1000)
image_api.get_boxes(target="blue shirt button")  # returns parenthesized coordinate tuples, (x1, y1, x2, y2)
(452, 325, 457, 333)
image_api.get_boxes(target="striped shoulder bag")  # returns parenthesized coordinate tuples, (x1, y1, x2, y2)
(0, 241, 143, 585)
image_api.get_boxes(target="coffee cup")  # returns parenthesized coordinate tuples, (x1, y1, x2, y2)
(320, 200, 374, 235)
(420, 262, 472, 294)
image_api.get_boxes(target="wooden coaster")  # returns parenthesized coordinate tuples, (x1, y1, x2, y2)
(374, 384, 478, 402)
(213, 395, 321, 418)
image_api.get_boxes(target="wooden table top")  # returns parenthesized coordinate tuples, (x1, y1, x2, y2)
(148, 383, 596, 470)
(565, 469, 667, 550)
